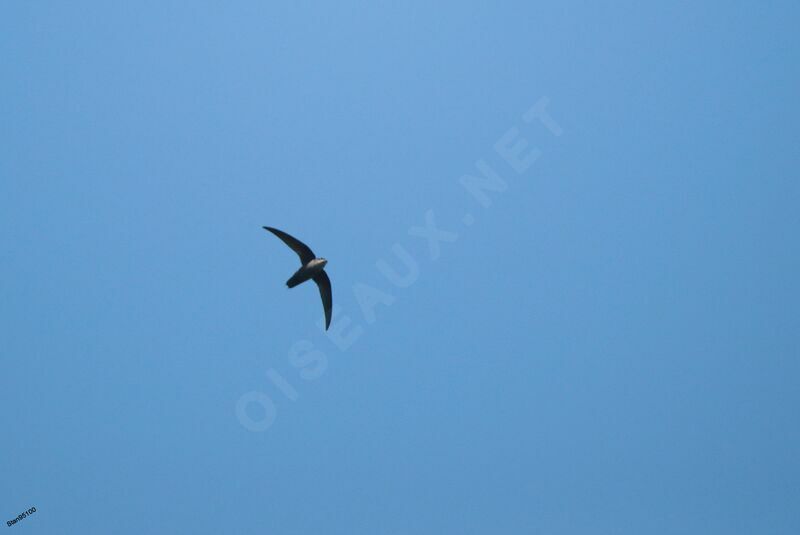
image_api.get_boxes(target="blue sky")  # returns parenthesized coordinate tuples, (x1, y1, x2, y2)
(2, 2, 799, 533)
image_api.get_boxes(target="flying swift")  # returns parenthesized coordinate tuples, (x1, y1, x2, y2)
(262, 226, 332, 330)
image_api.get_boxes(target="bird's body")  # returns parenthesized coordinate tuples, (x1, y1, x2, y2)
(262, 226, 333, 329)
(286, 258, 327, 288)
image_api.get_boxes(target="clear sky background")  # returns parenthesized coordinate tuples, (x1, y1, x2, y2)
(2, 2, 799, 534)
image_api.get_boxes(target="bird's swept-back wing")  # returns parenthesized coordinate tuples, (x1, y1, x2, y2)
(262, 226, 315, 264)
(313, 271, 333, 330)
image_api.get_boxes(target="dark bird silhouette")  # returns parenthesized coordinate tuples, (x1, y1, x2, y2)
(262, 226, 332, 330)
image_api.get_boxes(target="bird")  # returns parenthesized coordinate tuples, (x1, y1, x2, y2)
(262, 226, 332, 330)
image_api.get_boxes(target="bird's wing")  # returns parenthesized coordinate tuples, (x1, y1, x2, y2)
(262, 226, 316, 264)
(313, 270, 333, 330)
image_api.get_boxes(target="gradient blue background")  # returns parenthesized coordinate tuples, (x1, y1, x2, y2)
(2, 2, 799, 533)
